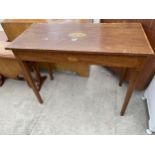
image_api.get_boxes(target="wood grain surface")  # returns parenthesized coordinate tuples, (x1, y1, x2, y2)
(6, 23, 154, 56)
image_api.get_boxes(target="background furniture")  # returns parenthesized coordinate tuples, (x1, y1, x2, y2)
(101, 19, 155, 90)
(7, 23, 154, 115)
(0, 41, 21, 85)
(1, 19, 54, 80)
(0, 40, 47, 89)
(1, 19, 92, 77)
(1, 19, 47, 41)
(0, 31, 21, 86)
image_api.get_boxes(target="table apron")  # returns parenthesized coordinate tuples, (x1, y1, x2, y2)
(13, 50, 146, 68)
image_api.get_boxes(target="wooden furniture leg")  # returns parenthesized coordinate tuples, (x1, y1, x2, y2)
(47, 63, 54, 80)
(0, 74, 5, 86)
(120, 68, 140, 116)
(17, 74, 32, 88)
(31, 62, 47, 91)
(18, 61, 43, 103)
(16, 62, 47, 90)
(119, 68, 128, 86)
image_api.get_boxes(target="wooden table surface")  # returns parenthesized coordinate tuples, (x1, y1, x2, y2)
(6, 23, 154, 116)
(6, 23, 154, 56)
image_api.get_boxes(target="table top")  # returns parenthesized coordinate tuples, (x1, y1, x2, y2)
(6, 23, 154, 56)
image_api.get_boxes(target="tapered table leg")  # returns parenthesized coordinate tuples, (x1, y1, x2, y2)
(120, 68, 140, 116)
(119, 68, 128, 86)
(18, 61, 43, 103)
(47, 63, 54, 80)
(31, 62, 47, 91)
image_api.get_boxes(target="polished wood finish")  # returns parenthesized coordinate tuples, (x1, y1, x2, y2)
(1, 19, 47, 41)
(101, 19, 155, 90)
(7, 23, 153, 56)
(1, 19, 51, 81)
(1, 19, 91, 77)
(12, 51, 145, 68)
(48, 20, 91, 77)
(1, 20, 49, 87)
(0, 40, 46, 88)
(7, 23, 154, 115)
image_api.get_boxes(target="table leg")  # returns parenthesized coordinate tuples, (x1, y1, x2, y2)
(16, 74, 31, 88)
(119, 68, 128, 86)
(120, 68, 140, 116)
(18, 61, 43, 103)
(31, 62, 47, 91)
(47, 63, 54, 80)
(0, 74, 5, 86)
